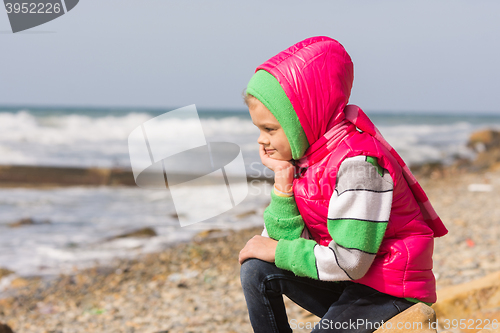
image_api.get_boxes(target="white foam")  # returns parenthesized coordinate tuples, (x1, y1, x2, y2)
(0, 111, 259, 169)
(378, 121, 485, 165)
(1, 110, 497, 170)
(0, 182, 269, 278)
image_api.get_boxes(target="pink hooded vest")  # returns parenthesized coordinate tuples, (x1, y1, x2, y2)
(256, 36, 447, 303)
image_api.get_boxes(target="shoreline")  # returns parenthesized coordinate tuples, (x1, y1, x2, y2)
(0, 159, 480, 188)
(0, 165, 274, 188)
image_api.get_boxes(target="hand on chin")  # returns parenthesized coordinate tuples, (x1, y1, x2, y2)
(259, 145, 293, 172)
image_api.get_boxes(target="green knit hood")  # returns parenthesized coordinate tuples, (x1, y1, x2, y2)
(246, 70, 309, 160)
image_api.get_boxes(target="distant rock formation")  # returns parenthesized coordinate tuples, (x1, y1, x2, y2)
(7, 217, 50, 228)
(109, 227, 158, 240)
(467, 129, 500, 171)
(0, 268, 14, 279)
(411, 128, 500, 177)
(0, 165, 271, 187)
(0, 166, 136, 187)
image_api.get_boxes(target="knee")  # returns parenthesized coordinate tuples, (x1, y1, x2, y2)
(240, 258, 272, 292)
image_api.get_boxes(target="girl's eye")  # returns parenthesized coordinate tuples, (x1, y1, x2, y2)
(265, 128, 275, 132)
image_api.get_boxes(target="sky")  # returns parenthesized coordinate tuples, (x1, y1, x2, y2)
(1, 0, 499, 113)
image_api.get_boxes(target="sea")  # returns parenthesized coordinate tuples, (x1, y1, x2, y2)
(1, 105, 499, 285)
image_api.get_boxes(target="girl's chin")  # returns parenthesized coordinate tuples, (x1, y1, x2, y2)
(267, 153, 288, 161)
(266, 149, 292, 161)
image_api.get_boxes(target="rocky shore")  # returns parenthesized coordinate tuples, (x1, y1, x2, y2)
(1, 130, 500, 333)
(0, 165, 272, 188)
(0, 227, 263, 333)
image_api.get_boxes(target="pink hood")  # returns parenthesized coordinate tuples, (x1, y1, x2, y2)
(257, 36, 354, 148)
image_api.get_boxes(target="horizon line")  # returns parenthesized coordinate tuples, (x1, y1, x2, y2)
(0, 103, 499, 116)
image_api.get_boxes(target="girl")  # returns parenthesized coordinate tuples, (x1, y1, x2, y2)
(238, 36, 447, 333)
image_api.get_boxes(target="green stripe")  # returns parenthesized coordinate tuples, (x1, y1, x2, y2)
(366, 156, 384, 177)
(275, 238, 318, 279)
(327, 218, 388, 254)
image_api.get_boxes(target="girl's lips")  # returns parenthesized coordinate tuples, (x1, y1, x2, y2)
(265, 149, 276, 154)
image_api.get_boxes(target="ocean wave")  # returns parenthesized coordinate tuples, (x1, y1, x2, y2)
(0, 183, 270, 277)
(1, 110, 499, 168)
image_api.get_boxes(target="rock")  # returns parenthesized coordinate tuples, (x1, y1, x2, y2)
(235, 210, 257, 218)
(468, 129, 500, 152)
(9, 277, 29, 288)
(472, 150, 500, 170)
(169, 212, 187, 220)
(111, 227, 157, 239)
(7, 217, 50, 228)
(0, 268, 14, 279)
(194, 229, 230, 241)
(7, 217, 33, 227)
(467, 129, 500, 171)
(374, 303, 437, 333)
(432, 270, 500, 333)
(0, 165, 107, 187)
(0, 165, 135, 187)
(0, 323, 14, 333)
(107, 168, 136, 186)
(410, 162, 444, 179)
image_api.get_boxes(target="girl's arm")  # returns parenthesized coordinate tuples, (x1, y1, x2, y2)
(260, 145, 305, 241)
(274, 156, 393, 280)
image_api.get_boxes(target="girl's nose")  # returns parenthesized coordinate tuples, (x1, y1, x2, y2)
(257, 132, 269, 145)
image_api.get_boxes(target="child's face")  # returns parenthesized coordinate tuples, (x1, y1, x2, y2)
(248, 98, 292, 161)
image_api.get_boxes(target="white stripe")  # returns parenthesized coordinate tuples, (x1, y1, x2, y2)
(329, 241, 376, 279)
(328, 190, 392, 221)
(314, 245, 350, 281)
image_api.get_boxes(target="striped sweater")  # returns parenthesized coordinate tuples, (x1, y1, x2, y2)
(263, 155, 393, 282)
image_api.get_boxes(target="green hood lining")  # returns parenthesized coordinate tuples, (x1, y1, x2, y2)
(246, 70, 309, 160)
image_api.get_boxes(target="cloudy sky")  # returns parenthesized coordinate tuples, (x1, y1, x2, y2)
(1, 0, 499, 113)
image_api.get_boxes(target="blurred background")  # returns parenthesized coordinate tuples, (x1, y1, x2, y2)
(1, 0, 499, 279)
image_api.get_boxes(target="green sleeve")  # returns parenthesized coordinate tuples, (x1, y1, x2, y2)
(263, 190, 304, 241)
(275, 238, 319, 279)
(264, 191, 317, 279)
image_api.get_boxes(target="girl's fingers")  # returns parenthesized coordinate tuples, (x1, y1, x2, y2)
(258, 144, 264, 158)
(258, 144, 294, 171)
(259, 145, 272, 170)
(239, 245, 251, 264)
(259, 144, 268, 160)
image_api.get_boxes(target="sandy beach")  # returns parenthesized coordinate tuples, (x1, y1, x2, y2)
(0, 163, 499, 333)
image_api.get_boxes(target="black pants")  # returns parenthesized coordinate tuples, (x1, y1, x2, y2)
(240, 259, 415, 333)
